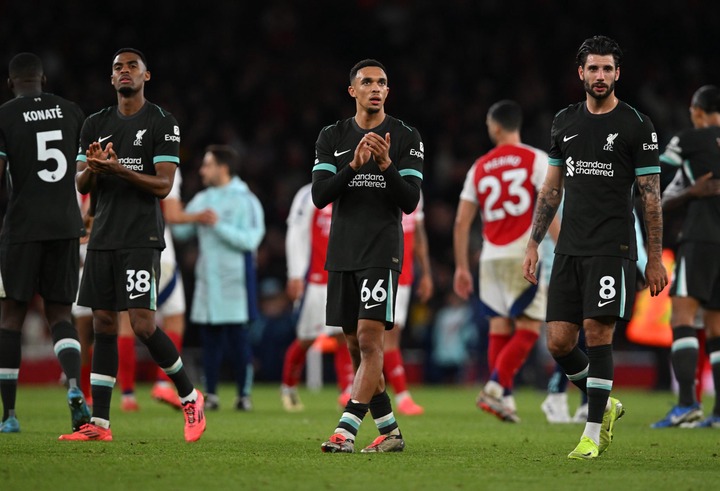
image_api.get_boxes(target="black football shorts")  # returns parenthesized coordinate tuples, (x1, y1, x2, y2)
(326, 268, 399, 331)
(670, 241, 720, 309)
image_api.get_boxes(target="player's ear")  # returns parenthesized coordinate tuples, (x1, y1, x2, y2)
(615, 66, 620, 81)
(348, 85, 355, 98)
(7, 78, 12, 91)
(577, 65, 584, 80)
(41, 74, 47, 87)
(145, 70, 151, 82)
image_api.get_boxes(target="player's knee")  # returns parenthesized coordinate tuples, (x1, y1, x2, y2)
(546, 336, 574, 358)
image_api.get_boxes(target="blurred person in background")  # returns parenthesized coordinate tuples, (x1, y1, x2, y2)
(173, 145, 265, 411)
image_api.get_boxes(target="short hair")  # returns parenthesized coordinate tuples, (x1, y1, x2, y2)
(8, 52, 43, 78)
(349, 59, 387, 83)
(113, 48, 148, 69)
(487, 100, 523, 132)
(575, 35, 622, 69)
(205, 144, 239, 175)
(691, 85, 720, 114)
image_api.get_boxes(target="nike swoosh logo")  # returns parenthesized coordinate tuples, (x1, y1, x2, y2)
(98, 135, 112, 143)
(334, 149, 351, 157)
(364, 302, 381, 309)
(597, 299, 615, 307)
(129, 293, 146, 300)
(563, 134, 579, 142)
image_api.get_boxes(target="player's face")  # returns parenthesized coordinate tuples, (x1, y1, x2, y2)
(578, 54, 619, 101)
(111, 52, 150, 96)
(348, 66, 389, 114)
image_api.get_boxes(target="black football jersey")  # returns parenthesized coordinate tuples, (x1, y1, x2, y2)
(78, 102, 180, 250)
(549, 101, 660, 259)
(312, 115, 424, 272)
(0, 93, 85, 243)
(660, 126, 720, 244)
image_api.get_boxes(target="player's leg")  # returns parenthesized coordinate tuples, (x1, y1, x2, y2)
(384, 284, 423, 415)
(152, 265, 185, 408)
(331, 331, 354, 407)
(493, 316, 540, 415)
(116, 312, 138, 411)
(72, 304, 94, 407)
(201, 324, 223, 409)
(477, 316, 519, 421)
(0, 298, 27, 433)
(125, 249, 204, 441)
(225, 323, 253, 411)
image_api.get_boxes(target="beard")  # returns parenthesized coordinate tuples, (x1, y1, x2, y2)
(117, 85, 138, 96)
(584, 79, 615, 100)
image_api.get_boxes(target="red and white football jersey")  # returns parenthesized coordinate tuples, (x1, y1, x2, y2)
(460, 143, 548, 260)
(286, 183, 332, 285)
(399, 192, 424, 286)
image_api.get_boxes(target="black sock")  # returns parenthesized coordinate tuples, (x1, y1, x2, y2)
(51, 321, 82, 387)
(706, 337, 720, 417)
(553, 345, 589, 394)
(91, 333, 118, 422)
(369, 391, 400, 436)
(0, 329, 21, 421)
(671, 326, 699, 407)
(335, 399, 369, 439)
(587, 344, 613, 424)
(141, 327, 193, 398)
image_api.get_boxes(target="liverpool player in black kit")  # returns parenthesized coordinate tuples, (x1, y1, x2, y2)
(0, 53, 90, 435)
(652, 86, 720, 429)
(60, 49, 205, 442)
(523, 36, 667, 459)
(314, 59, 423, 453)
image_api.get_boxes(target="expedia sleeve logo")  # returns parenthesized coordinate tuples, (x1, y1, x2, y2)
(164, 125, 181, 142)
(409, 141, 424, 159)
(642, 132, 658, 151)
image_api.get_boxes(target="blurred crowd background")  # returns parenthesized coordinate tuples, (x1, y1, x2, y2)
(2, 0, 719, 390)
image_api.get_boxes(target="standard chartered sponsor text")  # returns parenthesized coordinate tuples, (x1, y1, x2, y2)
(575, 159, 614, 177)
(119, 157, 143, 171)
(348, 173, 386, 188)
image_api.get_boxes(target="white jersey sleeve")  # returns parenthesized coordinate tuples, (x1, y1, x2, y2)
(286, 183, 314, 280)
(459, 162, 479, 203)
(529, 146, 549, 190)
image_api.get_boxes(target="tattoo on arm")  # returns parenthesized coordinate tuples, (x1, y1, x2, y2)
(637, 174, 663, 257)
(531, 186, 562, 244)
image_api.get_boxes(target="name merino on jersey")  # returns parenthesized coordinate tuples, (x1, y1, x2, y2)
(78, 102, 181, 250)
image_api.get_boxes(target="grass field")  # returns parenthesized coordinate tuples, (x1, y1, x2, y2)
(1, 384, 718, 491)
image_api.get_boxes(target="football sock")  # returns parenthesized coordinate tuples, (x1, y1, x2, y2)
(50, 321, 82, 388)
(707, 337, 720, 416)
(488, 333, 512, 372)
(671, 326, 699, 407)
(90, 333, 118, 422)
(156, 331, 183, 383)
(383, 349, 408, 395)
(334, 342, 354, 392)
(553, 344, 589, 394)
(369, 390, 400, 435)
(141, 327, 193, 398)
(282, 339, 307, 387)
(586, 344, 613, 424)
(335, 399, 368, 440)
(117, 335, 136, 395)
(495, 329, 539, 389)
(0, 329, 21, 420)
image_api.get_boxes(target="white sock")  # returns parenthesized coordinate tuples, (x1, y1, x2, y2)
(582, 422, 601, 445)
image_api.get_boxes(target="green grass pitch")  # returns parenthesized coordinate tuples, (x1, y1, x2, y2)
(1, 384, 718, 490)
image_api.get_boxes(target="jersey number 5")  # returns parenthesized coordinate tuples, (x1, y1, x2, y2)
(36, 130, 67, 183)
(478, 168, 531, 222)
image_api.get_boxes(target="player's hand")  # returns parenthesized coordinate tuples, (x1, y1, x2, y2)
(690, 172, 720, 198)
(286, 278, 305, 302)
(350, 138, 372, 171)
(453, 267, 473, 300)
(363, 132, 392, 171)
(523, 247, 539, 285)
(644, 256, 668, 297)
(416, 273, 434, 303)
(87, 142, 120, 174)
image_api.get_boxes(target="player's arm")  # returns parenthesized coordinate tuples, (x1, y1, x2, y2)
(311, 129, 364, 208)
(453, 199, 477, 300)
(662, 170, 720, 210)
(285, 188, 313, 302)
(414, 216, 433, 303)
(637, 173, 669, 296)
(212, 194, 265, 251)
(524, 165, 563, 284)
